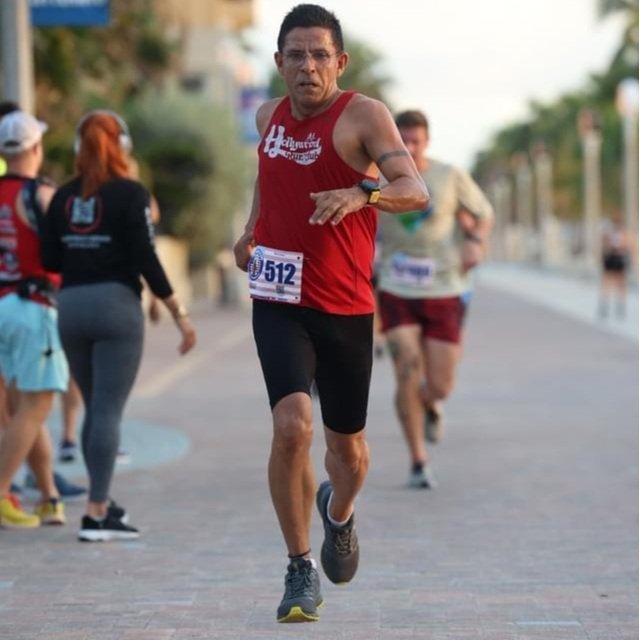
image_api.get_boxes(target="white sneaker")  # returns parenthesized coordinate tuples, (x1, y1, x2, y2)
(424, 405, 444, 443)
(408, 465, 438, 489)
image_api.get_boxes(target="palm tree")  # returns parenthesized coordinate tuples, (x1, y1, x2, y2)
(598, 0, 639, 66)
(598, 0, 636, 18)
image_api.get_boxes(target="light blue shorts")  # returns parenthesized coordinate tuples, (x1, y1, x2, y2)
(0, 293, 69, 392)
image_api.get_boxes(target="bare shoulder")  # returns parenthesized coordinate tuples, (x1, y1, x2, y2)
(343, 93, 392, 126)
(335, 93, 404, 173)
(256, 98, 284, 136)
(339, 93, 398, 149)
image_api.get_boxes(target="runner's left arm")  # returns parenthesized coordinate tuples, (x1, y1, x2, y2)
(124, 183, 196, 354)
(455, 168, 494, 271)
(309, 99, 428, 226)
(123, 184, 173, 299)
(457, 169, 493, 229)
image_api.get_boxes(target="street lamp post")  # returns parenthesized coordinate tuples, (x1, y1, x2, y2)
(616, 78, 639, 272)
(512, 152, 535, 262)
(494, 175, 512, 261)
(577, 109, 603, 273)
(533, 143, 554, 266)
(0, 0, 35, 113)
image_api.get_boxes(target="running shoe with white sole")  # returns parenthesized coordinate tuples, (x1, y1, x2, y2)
(424, 404, 444, 443)
(35, 498, 66, 525)
(316, 480, 359, 584)
(78, 513, 139, 542)
(107, 499, 129, 524)
(58, 440, 78, 463)
(277, 558, 323, 623)
(408, 464, 438, 489)
(116, 450, 131, 465)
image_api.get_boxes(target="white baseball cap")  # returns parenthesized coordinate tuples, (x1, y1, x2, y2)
(0, 111, 48, 155)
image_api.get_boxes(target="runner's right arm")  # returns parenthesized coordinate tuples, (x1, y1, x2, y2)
(233, 99, 281, 271)
(233, 180, 259, 271)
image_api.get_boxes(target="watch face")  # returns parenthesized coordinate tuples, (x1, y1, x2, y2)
(360, 179, 379, 192)
(369, 190, 381, 205)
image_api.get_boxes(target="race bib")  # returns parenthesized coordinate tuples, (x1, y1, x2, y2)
(388, 253, 435, 289)
(248, 245, 303, 304)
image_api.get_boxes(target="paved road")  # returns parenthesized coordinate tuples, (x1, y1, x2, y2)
(478, 263, 638, 343)
(1, 281, 637, 640)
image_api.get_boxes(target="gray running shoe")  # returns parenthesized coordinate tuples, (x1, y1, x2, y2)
(408, 464, 438, 489)
(277, 558, 323, 623)
(316, 481, 359, 584)
(424, 404, 444, 443)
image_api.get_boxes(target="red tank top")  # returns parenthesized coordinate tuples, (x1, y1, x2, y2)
(255, 91, 377, 315)
(0, 175, 60, 302)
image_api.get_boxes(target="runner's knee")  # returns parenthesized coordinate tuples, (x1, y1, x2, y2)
(428, 379, 454, 401)
(272, 411, 313, 455)
(327, 435, 368, 475)
(392, 351, 421, 383)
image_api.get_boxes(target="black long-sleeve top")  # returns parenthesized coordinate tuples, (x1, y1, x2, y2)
(42, 177, 173, 299)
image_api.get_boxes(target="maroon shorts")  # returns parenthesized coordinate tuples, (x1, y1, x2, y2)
(378, 291, 467, 344)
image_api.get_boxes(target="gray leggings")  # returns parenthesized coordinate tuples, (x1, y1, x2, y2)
(58, 282, 144, 503)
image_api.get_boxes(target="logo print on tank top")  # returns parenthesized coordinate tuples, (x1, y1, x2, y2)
(263, 124, 322, 166)
(0, 205, 14, 233)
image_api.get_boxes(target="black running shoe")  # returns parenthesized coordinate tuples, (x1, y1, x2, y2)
(58, 440, 78, 463)
(316, 481, 359, 584)
(107, 499, 129, 524)
(78, 513, 139, 542)
(277, 558, 323, 623)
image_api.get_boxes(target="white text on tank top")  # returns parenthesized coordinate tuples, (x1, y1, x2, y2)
(262, 124, 323, 166)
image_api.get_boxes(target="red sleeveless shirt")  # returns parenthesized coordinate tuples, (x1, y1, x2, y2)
(0, 175, 60, 302)
(254, 91, 377, 315)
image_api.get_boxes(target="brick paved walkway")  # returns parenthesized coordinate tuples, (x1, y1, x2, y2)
(1, 283, 637, 639)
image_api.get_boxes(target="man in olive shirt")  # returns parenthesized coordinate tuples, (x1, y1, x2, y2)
(377, 110, 493, 488)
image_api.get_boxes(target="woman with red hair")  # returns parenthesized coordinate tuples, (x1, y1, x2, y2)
(42, 111, 196, 542)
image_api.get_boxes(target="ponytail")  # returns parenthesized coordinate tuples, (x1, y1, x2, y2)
(75, 113, 130, 198)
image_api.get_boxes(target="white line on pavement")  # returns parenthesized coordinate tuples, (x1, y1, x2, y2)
(133, 324, 251, 399)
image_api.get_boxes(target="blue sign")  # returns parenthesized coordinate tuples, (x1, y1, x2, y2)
(30, 0, 110, 27)
(239, 86, 269, 144)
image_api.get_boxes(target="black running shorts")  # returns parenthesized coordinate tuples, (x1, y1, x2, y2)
(252, 300, 373, 434)
(603, 252, 627, 273)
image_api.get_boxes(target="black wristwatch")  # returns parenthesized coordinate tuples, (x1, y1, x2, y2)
(357, 179, 381, 205)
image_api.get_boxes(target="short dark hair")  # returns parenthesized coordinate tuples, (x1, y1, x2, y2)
(277, 4, 343, 53)
(0, 101, 20, 118)
(395, 110, 429, 132)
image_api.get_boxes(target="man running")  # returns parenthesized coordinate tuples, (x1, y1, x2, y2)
(377, 109, 493, 489)
(233, 4, 428, 623)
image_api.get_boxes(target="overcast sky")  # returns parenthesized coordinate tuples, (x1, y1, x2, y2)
(245, 0, 626, 169)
